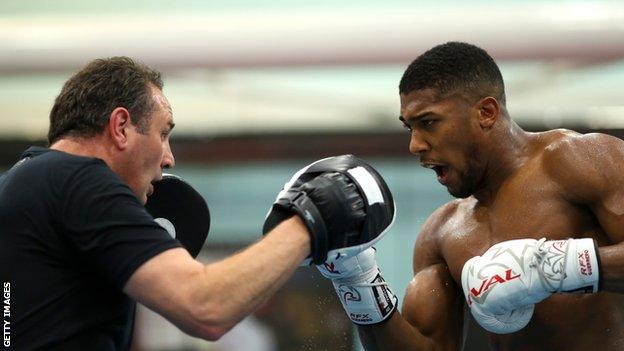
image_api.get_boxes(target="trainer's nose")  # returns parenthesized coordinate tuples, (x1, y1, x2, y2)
(162, 141, 175, 169)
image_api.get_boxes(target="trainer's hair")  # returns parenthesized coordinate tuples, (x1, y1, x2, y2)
(399, 42, 506, 105)
(48, 56, 163, 144)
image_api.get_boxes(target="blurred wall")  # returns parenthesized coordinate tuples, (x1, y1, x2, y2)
(2, 1, 624, 350)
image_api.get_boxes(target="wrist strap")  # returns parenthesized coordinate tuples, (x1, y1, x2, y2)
(562, 238, 600, 293)
(276, 189, 328, 263)
(534, 238, 600, 293)
(333, 271, 397, 325)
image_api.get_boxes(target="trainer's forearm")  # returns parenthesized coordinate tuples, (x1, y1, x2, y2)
(197, 216, 310, 333)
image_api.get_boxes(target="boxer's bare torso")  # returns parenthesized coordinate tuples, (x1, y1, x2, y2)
(358, 88, 624, 350)
(415, 130, 624, 350)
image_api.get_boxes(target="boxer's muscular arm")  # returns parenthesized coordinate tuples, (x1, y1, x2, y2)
(357, 207, 464, 351)
(124, 216, 310, 341)
(545, 132, 624, 292)
(358, 266, 463, 351)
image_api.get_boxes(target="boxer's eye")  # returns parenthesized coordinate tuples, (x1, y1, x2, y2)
(421, 119, 436, 128)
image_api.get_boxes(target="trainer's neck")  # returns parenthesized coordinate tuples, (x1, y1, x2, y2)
(473, 120, 533, 205)
(50, 136, 113, 165)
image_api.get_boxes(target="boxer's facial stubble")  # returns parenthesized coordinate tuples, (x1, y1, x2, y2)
(400, 89, 485, 199)
(432, 105, 483, 199)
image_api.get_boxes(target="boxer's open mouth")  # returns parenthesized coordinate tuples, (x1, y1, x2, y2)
(433, 166, 449, 185)
(422, 162, 449, 185)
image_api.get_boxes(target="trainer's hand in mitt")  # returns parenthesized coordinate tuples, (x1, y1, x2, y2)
(263, 155, 395, 265)
(145, 174, 210, 258)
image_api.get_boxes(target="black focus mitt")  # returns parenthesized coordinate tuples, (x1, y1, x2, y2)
(263, 155, 395, 265)
(145, 174, 210, 258)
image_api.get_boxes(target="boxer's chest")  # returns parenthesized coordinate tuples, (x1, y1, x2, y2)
(439, 172, 597, 283)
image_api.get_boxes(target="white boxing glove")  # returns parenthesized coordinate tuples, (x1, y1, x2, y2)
(461, 238, 600, 334)
(317, 248, 397, 325)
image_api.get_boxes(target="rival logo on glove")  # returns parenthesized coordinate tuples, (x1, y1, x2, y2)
(469, 268, 521, 300)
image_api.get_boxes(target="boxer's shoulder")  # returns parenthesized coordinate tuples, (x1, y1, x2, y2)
(541, 130, 622, 167)
(418, 200, 464, 240)
(533, 129, 582, 168)
(541, 131, 624, 201)
(413, 199, 468, 270)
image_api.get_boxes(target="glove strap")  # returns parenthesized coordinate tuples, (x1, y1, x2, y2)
(276, 189, 328, 264)
(332, 271, 397, 325)
(561, 238, 600, 293)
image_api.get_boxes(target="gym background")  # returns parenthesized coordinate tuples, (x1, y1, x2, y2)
(1, 1, 623, 350)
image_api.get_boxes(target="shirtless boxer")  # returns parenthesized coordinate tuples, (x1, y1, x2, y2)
(316, 42, 624, 350)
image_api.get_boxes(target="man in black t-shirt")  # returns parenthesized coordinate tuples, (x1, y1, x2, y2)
(1, 146, 180, 350)
(0, 57, 394, 350)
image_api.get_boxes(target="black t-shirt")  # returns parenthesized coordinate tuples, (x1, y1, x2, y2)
(0, 146, 181, 350)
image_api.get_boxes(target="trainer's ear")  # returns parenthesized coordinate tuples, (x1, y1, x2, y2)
(476, 96, 501, 129)
(107, 107, 131, 150)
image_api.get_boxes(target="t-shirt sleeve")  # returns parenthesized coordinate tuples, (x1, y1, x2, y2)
(60, 161, 182, 289)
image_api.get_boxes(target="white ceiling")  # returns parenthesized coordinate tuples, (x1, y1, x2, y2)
(1, 1, 623, 138)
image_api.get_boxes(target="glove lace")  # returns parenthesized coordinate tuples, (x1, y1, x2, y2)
(336, 276, 389, 295)
(531, 238, 571, 292)
(347, 281, 389, 289)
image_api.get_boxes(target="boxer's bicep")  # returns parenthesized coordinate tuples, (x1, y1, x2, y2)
(124, 247, 210, 337)
(356, 263, 462, 350)
(402, 263, 464, 350)
(545, 133, 624, 242)
(544, 133, 624, 292)
(590, 148, 624, 243)
(398, 205, 464, 350)
(584, 135, 624, 242)
(580, 136, 624, 291)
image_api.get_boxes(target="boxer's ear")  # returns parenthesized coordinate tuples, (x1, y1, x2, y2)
(145, 174, 210, 258)
(475, 96, 500, 129)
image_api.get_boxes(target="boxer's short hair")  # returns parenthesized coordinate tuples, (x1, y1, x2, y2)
(399, 42, 506, 105)
(48, 56, 163, 144)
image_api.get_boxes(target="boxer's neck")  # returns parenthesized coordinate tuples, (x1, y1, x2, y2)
(473, 120, 533, 205)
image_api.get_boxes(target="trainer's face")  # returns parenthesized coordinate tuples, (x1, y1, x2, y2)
(124, 87, 175, 204)
(400, 88, 484, 198)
